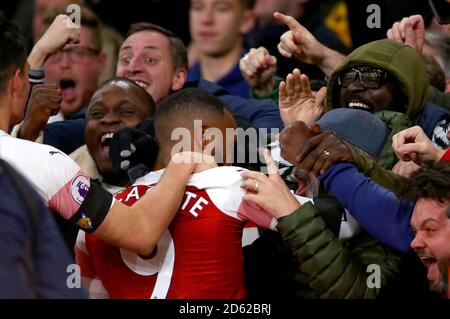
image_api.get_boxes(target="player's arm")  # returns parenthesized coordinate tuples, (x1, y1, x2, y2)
(70, 158, 192, 255)
(71, 153, 215, 255)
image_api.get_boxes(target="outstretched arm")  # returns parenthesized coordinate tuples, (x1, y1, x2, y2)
(274, 12, 346, 77)
(318, 162, 414, 252)
(91, 153, 216, 255)
(19, 14, 80, 141)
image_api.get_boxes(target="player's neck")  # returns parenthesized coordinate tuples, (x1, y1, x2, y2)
(0, 97, 11, 132)
(153, 149, 172, 171)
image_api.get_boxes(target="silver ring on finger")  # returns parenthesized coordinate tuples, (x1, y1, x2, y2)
(255, 180, 260, 193)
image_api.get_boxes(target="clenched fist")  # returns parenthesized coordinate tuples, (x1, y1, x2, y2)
(20, 84, 62, 141)
(239, 47, 277, 95)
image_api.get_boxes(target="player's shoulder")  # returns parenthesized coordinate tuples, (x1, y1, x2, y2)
(133, 169, 164, 186)
(0, 133, 72, 164)
(188, 166, 246, 188)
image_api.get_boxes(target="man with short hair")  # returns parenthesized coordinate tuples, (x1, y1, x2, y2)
(398, 163, 450, 296)
(43, 6, 105, 119)
(0, 16, 210, 256)
(76, 88, 278, 298)
(71, 77, 156, 191)
(187, 0, 255, 98)
(321, 161, 450, 296)
(55, 77, 156, 251)
(117, 22, 283, 130)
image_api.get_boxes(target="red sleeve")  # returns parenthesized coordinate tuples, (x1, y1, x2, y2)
(440, 149, 450, 162)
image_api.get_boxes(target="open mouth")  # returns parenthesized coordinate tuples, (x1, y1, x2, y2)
(346, 95, 374, 112)
(347, 101, 373, 111)
(100, 132, 114, 157)
(421, 256, 439, 281)
(129, 79, 149, 90)
(60, 79, 77, 102)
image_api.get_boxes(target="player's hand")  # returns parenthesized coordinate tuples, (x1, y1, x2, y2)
(392, 125, 445, 165)
(20, 84, 62, 141)
(241, 149, 300, 218)
(279, 68, 326, 126)
(239, 47, 277, 95)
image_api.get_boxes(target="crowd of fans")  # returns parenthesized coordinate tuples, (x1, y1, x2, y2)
(0, 0, 449, 299)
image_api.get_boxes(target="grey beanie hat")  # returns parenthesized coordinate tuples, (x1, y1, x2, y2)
(317, 108, 391, 157)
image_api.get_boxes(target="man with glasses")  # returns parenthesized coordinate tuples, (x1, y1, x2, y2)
(15, 6, 106, 150)
(242, 13, 449, 152)
(325, 39, 450, 152)
(335, 66, 404, 114)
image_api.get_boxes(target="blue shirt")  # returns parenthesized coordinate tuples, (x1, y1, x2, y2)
(188, 61, 251, 99)
(318, 163, 415, 252)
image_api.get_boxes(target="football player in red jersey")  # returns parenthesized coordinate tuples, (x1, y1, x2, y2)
(76, 88, 280, 298)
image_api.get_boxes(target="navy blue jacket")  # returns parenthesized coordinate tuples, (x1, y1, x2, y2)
(318, 162, 414, 253)
(185, 79, 283, 130)
(44, 108, 87, 155)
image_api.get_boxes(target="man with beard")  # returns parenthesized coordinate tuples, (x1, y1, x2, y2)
(278, 121, 450, 296)
(402, 164, 450, 297)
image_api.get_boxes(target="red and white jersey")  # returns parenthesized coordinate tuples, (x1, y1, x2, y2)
(76, 166, 277, 299)
(0, 130, 89, 219)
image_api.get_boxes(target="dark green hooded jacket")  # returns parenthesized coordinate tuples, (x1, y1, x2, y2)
(326, 39, 450, 138)
(326, 39, 428, 119)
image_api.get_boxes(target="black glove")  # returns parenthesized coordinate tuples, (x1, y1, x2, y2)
(109, 126, 158, 181)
